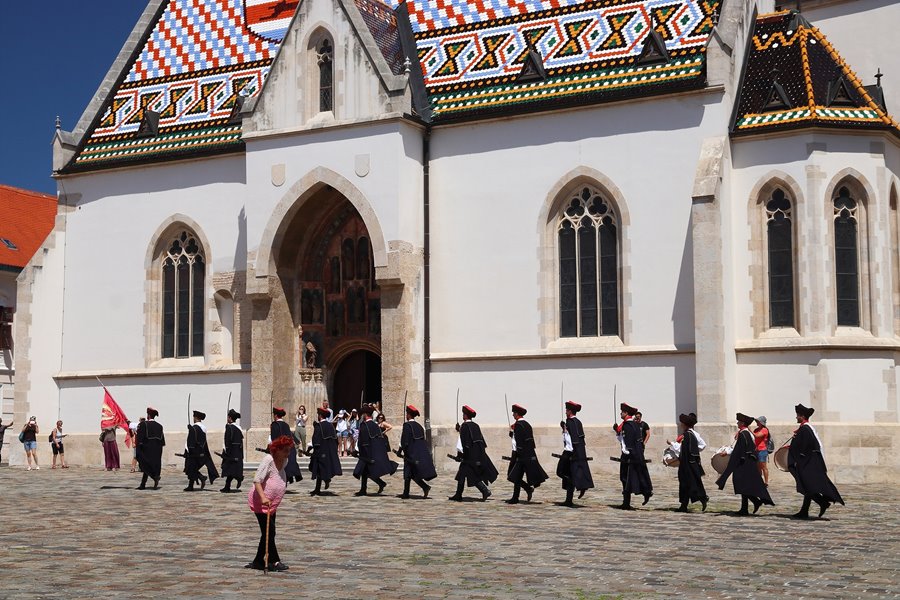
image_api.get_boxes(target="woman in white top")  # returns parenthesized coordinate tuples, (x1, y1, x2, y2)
(335, 411, 350, 456)
(294, 406, 308, 451)
(51, 420, 68, 469)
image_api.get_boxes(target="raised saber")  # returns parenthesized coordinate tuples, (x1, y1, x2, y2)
(455, 388, 460, 427)
(504, 393, 511, 426)
(226, 391, 232, 415)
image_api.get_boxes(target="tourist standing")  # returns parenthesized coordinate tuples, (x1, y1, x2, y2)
(21, 417, 39, 470)
(50, 420, 68, 469)
(101, 426, 120, 471)
(753, 416, 771, 486)
(294, 405, 308, 451)
(0, 417, 13, 464)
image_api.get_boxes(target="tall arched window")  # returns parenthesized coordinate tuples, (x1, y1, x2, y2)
(162, 230, 205, 358)
(558, 186, 619, 337)
(766, 188, 795, 327)
(317, 38, 333, 113)
(833, 186, 860, 327)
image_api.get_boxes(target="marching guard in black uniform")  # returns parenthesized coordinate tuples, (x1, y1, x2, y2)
(506, 403, 547, 504)
(614, 402, 653, 509)
(716, 412, 774, 515)
(556, 400, 594, 507)
(220, 408, 244, 493)
(184, 410, 217, 491)
(788, 403, 844, 519)
(449, 405, 498, 502)
(271, 406, 303, 483)
(397, 404, 436, 499)
(309, 407, 342, 496)
(136, 407, 165, 490)
(674, 412, 708, 512)
(353, 404, 398, 496)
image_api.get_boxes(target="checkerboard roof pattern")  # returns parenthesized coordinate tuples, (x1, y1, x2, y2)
(392, 0, 721, 120)
(732, 10, 899, 137)
(69, 0, 292, 171)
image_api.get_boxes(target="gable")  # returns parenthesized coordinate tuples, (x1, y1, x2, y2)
(732, 10, 899, 137)
(65, 0, 291, 172)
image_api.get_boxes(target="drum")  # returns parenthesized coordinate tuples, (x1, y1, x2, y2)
(773, 445, 790, 472)
(711, 452, 729, 475)
(662, 447, 680, 468)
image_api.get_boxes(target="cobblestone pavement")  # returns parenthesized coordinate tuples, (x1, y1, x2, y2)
(0, 464, 897, 599)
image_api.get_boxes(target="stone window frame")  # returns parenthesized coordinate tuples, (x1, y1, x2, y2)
(305, 26, 337, 121)
(823, 170, 874, 335)
(747, 172, 804, 338)
(539, 168, 631, 349)
(144, 215, 213, 368)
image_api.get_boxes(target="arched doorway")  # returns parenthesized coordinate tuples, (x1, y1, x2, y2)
(332, 350, 381, 413)
(273, 185, 382, 416)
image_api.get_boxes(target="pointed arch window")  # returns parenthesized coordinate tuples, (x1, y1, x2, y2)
(558, 186, 619, 337)
(833, 186, 860, 327)
(162, 231, 205, 358)
(317, 38, 333, 112)
(766, 188, 795, 328)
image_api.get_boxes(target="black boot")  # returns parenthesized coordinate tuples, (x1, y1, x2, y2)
(506, 483, 521, 504)
(310, 478, 322, 496)
(737, 495, 750, 516)
(475, 481, 491, 501)
(618, 492, 634, 510)
(399, 478, 411, 499)
(448, 480, 464, 501)
(220, 477, 233, 493)
(701, 496, 708, 512)
(418, 479, 431, 499)
(525, 484, 534, 502)
(751, 497, 763, 514)
(235, 478, 242, 490)
(138, 473, 149, 490)
(355, 479, 368, 497)
(561, 488, 575, 507)
(793, 496, 812, 519)
(816, 496, 832, 518)
(374, 478, 386, 495)
(199, 475, 207, 491)
(676, 502, 688, 513)
(642, 491, 653, 505)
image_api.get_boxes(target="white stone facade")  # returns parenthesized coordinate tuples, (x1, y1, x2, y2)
(11, 0, 900, 480)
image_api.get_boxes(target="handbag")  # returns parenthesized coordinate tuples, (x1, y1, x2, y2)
(18, 431, 25, 443)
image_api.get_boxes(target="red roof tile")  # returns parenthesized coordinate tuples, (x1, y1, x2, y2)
(0, 185, 57, 270)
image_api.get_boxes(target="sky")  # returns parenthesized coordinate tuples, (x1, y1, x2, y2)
(0, 2, 149, 195)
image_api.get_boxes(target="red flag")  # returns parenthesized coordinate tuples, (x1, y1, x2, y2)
(101, 389, 131, 447)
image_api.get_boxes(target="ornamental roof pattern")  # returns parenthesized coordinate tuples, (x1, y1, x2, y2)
(393, 0, 719, 120)
(69, 0, 291, 170)
(732, 11, 899, 137)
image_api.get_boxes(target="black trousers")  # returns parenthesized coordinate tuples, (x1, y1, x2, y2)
(253, 511, 279, 566)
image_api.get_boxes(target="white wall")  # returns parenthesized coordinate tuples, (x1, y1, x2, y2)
(429, 92, 727, 354)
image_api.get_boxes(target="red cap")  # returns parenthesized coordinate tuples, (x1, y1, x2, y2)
(511, 404, 527, 416)
(406, 404, 420, 417)
(564, 401, 581, 413)
(462, 405, 476, 418)
(620, 402, 637, 416)
(273, 407, 286, 418)
(316, 407, 330, 417)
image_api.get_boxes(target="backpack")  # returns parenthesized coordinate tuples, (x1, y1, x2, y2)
(765, 432, 775, 453)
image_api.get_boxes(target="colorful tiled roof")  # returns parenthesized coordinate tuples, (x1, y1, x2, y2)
(732, 11, 898, 137)
(0, 185, 57, 271)
(394, 0, 720, 120)
(68, 0, 291, 171)
(356, 0, 406, 74)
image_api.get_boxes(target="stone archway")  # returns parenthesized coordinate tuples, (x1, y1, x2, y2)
(247, 175, 423, 450)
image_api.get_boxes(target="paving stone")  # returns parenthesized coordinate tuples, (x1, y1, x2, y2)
(0, 466, 898, 598)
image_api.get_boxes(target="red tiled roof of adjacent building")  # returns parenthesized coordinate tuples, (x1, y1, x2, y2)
(0, 185, 57, 270)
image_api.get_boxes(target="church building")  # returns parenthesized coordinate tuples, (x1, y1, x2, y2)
(13, 0, 900, 481)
